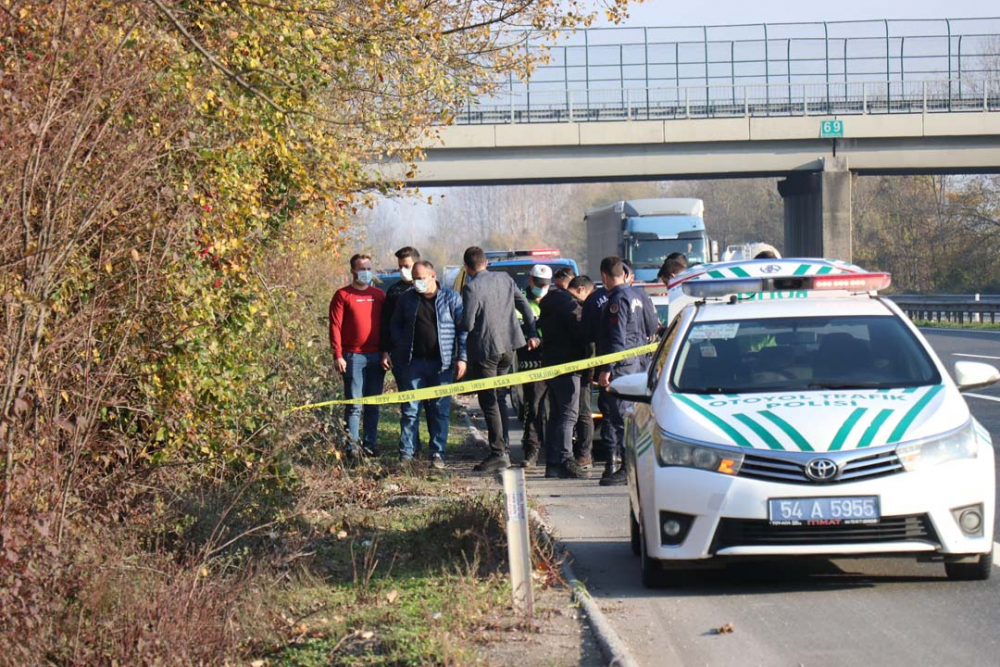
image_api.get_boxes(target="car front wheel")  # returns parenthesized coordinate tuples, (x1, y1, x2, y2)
(630, 502, 641, 557)
(639, 514, 669, 588)
(945, 550, 993, 581)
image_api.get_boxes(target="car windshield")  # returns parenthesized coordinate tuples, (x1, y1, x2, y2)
(672, 315, 941, 394)
(491, 262, 574, 291)
(631, 238, 707, 267)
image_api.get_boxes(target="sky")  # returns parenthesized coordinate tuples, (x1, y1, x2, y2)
(598, 0, 997, 27)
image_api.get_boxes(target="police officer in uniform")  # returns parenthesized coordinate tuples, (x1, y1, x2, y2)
(595, 256, 646, 486)
(518, 264, 552, 465)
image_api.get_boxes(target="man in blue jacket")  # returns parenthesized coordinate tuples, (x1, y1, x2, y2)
(390, 261, 467, 468)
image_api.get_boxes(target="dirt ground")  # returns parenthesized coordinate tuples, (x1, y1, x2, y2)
(449, 395, 608, 667)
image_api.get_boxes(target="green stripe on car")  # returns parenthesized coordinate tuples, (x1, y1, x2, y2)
(730, 266, 751, 277)
(708, 270, 725, 279)
(675, 395, 753, 448)
(858, 408, 894, 448)
(816, 266, 833, 275)
(829, 407, 868, 451)
(733, 414, 785, 450)
(887, 385, 944, 443)
(758, 411, 814, 451)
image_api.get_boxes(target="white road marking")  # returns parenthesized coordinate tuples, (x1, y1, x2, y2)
(994, 543, 1000, 568)
(966, 393, 1000, 404)
(953, 353, 1000, 361)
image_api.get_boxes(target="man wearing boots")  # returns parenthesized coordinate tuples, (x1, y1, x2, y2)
(518, 264, 552, 467)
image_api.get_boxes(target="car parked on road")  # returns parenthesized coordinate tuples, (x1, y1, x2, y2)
(612, 258, 999, 586)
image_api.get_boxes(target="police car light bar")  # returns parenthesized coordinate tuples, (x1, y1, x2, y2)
(681, 272, 892, 298)
(812, 273, 892, 291)
(485, 248, 562, 260)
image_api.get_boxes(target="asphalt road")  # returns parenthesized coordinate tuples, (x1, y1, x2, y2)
(525, 327, 1000, 667)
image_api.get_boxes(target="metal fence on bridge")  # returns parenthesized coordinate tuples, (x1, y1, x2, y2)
(456, 17, 1000, 124)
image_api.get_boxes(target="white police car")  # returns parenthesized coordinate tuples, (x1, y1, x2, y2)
(611, 259, 999, 586)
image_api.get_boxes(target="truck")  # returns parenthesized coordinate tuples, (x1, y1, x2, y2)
(584, 198, 717, 282)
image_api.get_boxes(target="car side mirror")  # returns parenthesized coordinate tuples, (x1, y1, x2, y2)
(609, 372, 652, 403)
(954, 361, 1000, 392)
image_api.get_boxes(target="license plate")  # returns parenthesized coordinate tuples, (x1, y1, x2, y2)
(768, 496, 880, 526)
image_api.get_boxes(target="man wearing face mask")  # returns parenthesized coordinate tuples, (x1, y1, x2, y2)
(380, 247, 424, 454)
(516, 264, 552, 466)
(329, 253, 387, 458)
(380, 246, 420, 373)
(390, 261, 467, 468)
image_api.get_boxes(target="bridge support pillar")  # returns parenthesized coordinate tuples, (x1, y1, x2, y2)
(777, 157, 852, 262)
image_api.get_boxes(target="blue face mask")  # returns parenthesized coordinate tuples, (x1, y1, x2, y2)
(414, 278, 430, 294)
(531, 285, 549, 299)
(355, 269, 373, 285)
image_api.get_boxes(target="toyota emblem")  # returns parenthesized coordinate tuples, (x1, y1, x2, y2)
(805, 458, 838, 481)
(761, 264, 782, 274)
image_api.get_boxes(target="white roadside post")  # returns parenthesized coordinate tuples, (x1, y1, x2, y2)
(502, 467, 533, 619)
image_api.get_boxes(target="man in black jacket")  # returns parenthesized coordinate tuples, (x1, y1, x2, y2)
(538, 275, 594, 479)
(380, 246, 423, 452)
(461, 246, 539, 472)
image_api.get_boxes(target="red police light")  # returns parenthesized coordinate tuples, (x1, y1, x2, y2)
(811, 273, 891, 291)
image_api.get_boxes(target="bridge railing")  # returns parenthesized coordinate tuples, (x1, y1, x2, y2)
(888, 294, 1000, 325)
(456, 79, 1000, 124)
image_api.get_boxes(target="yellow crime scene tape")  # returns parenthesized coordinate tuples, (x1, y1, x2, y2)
(286, 342, 658, 413)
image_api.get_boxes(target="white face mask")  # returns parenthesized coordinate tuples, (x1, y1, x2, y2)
(531, 285, 549, 299)
(399, 266, 413, 282)
(355, 269, 373, 285)
(414, 278, 430, 294)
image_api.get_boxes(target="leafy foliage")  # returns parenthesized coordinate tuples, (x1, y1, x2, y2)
(0, 0, 634, 662)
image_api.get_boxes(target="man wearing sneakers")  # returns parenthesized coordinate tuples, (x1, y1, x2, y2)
(460, 246, 540, 473)
(537, 275, 595, 479)
(329, 253, 386, 458)
(390, 261, 467, 469)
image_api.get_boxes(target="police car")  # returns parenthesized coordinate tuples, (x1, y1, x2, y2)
(611, 258, 999, 586)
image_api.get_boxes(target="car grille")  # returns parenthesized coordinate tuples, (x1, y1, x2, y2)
(713, 514, 938, 551)
(739, 449, 904, 484)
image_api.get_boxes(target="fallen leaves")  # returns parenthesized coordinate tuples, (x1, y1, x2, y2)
(711, 622, 735, 635)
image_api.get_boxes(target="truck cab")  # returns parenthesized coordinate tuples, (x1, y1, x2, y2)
(585, 198, 717, 282)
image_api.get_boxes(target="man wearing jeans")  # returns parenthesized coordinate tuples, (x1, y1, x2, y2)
(460, 247, 539, 473)
(390, 261, 467, 468)
(329, 253, 386, 457)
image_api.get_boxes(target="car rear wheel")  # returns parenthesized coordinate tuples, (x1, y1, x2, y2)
(629, 502, 641, 557)
(945, 550, 993, 581)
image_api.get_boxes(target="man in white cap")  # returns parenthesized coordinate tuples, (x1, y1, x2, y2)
(517, 264, 552, 466)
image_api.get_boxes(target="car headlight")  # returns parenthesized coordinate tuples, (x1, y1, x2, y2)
(896, 421, 979, 472)
(655, 430, 744, 475)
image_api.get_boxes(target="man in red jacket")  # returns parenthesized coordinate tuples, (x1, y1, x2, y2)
(329, 253, 386, 457)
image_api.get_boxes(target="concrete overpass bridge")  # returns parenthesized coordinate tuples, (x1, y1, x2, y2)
(373, 18, 1000, 261)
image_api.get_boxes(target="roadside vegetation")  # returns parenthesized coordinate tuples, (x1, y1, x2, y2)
(912, 319, 1000, 331)
(0, 1, 630, 664)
